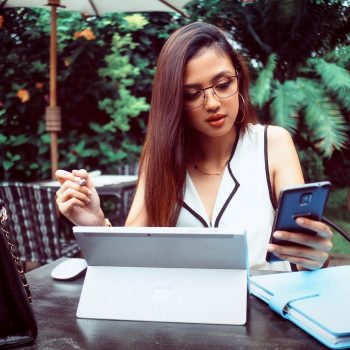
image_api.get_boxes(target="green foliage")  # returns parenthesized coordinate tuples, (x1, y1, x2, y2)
(292, 77, 348, 156)
(250, 53, 277, 107)
(98, 31, 150, 134)
(325, 45, 350, 67)
(99, 87, 149, 133)
(121, 14, 149, 31)
(324, 188, 350, 255)
(331, 229, 350, 255)
(0, 7, 185, 180)
(298, 148, 326, 183)
(270, 80, 301, 132)
(323, 148, 350, 187)
(264, 58, 350, 153)
(310, 57, 350, 110)
(312, 0, 344, 4)
(251, 50, 349, 158)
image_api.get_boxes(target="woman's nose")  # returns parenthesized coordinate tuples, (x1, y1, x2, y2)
(203, 88, 220, 110)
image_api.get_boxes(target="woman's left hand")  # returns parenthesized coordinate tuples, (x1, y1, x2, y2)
(267, 217, 333, 270)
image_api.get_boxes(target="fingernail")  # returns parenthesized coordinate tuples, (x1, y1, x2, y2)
(78, 178, 86, 186)
(87, 190, 93, 195)
(274, 231, 282, 239)
(296, 217, 304, 225)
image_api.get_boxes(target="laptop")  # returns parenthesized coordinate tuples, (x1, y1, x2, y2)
(73, 226, 248, 325)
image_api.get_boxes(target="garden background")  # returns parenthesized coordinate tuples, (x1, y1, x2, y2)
(1, 0, 349, 254)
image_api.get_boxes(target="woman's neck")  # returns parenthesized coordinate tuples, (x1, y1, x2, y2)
(191, 127, 237, 165)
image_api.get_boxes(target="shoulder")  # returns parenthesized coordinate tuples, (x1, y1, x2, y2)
(266, 125, 292, 142)
(241, 123, 291, 144)
(266, 125, 304, 197)
(266, 125, 295, 152)
(266, 125, 296, 156)
(240, 123, 265, 141)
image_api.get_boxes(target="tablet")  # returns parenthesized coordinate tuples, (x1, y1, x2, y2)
(73, 226, 248, 325)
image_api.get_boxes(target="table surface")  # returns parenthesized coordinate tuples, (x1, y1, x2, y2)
(36, 174, 137, 189)
(25, 259, 327, 350)
(33, 174, 137, 226)
(35, 174, 137, 206)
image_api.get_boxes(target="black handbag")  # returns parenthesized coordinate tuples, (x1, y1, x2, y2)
(0, 199, 38, 348)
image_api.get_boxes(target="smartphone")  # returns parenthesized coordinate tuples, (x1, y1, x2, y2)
(266, 181, 331, 263)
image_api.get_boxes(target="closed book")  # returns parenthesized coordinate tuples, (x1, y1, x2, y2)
(250, 265, 350, 349)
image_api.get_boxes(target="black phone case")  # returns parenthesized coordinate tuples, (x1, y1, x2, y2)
(266, 181, 331, 263)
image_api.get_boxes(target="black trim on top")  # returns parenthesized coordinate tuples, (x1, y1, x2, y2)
(182, 126, 241, 227)
(214, 166, 240, 227)
(229, 125, 241, 161)
(264, 125, 277, 210)
(290, 263, 298, 271)
(182, 202, 209, 227)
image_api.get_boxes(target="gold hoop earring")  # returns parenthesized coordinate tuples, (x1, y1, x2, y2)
(236, 93, 246, 124)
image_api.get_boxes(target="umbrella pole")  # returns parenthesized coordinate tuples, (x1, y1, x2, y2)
(45, 0, 62, 179)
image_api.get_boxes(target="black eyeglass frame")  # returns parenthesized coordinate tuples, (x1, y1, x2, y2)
(183, 74, 240, 110)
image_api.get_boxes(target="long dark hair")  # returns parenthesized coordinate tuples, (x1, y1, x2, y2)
(140, 22, 257, 226)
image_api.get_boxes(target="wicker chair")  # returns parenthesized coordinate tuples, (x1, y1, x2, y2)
(100, 163, 138, 226)
(0, 182, 80, 265)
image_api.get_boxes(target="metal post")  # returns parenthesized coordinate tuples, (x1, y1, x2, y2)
(45, 0, 62, 179)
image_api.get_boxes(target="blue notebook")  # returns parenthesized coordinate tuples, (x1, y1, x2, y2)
(249, 265, 350, 349)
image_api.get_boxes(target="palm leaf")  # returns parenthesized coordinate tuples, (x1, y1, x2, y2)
(270, 80, 302, 133)
(296, 78, 348, 157)
(324, 45, 350, 67)
(250, 53, 277, 107)
(309, 58, 350, 110)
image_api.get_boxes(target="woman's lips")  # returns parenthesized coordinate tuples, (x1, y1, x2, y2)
(206, 114, 226, 127)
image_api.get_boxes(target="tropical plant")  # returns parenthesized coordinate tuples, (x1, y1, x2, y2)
(253, 50, 350, 157)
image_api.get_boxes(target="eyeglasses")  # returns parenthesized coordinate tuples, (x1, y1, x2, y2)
(183, 75, 239, 110)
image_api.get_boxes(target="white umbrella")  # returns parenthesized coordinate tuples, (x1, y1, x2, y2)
(1, 0, 190, 178)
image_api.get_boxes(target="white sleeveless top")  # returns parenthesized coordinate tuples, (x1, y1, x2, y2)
(176, 124, 291, 271)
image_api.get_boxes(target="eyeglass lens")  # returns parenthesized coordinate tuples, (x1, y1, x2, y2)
(183, 75, 238, 109)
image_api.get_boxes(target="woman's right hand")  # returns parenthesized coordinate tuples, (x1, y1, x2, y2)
(55, 169, 105, 226)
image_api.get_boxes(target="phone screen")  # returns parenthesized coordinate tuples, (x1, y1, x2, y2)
(266, 181, 331, 263)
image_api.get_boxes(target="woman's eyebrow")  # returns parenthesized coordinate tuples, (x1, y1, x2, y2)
(210, 70, 235, 83)
(183, 70, 236, 89)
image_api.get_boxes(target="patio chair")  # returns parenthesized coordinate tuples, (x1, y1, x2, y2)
(0, 182, 80, 265)
(99, 190, 135, 226)
(99, 162, 138, 225)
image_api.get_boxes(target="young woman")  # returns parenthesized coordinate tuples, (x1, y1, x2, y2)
(56, 22, 332, 271)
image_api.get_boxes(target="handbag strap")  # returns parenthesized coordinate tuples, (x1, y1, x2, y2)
(0, 205, 32, 303)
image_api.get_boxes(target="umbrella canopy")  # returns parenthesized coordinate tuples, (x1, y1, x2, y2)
(2, 0, 190, 17)
(1, 0, 190, 178)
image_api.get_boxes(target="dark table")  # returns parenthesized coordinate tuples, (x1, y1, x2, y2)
(25, 259, 327, 350)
